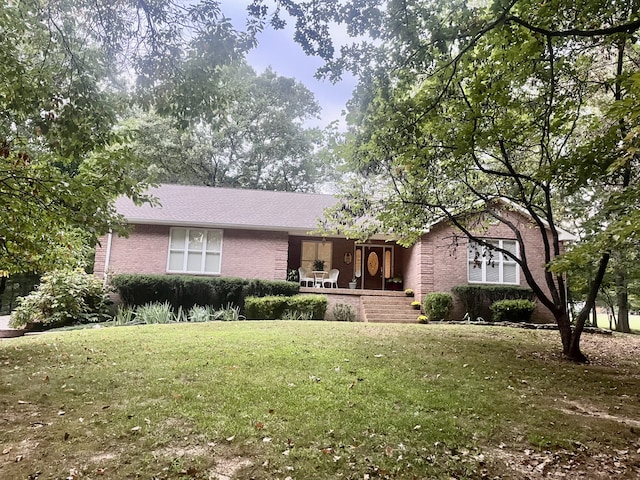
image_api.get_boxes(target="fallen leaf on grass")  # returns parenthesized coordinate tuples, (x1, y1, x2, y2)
(374, 354, 384, 358)
(226, 435, 235, 442)
(255, 422, 264, 430)
(2, 447, 11, 455)
(130, 426, 141, 433)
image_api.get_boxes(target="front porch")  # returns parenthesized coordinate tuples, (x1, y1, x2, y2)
(289, 236, 411, 292)
(300, 287, 421, 323)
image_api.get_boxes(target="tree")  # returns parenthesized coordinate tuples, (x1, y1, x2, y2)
(127, 63, 339, 192)
(1, 0, 244, 275)
(249, 0, 640, 361)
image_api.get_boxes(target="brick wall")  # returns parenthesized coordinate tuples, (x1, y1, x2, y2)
(99, 224, 170, 277)
(221, 230, 289, 280)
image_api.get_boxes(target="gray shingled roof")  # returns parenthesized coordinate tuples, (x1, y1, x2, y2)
(116, 184, 338, 233)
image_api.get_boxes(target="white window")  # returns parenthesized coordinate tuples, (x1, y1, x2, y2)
(301, 240, 332, 272)
(468, 239, 518, 284)
(167, 228, 222, 274)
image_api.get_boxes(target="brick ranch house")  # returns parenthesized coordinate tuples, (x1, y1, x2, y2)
(94, 184, 574, 323)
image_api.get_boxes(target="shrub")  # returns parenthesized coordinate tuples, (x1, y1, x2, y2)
(490, 299, 536, 322)
(9, 269, 111, 329)
(332, 303, 356, 322)
(422, 293, 453, 321)
(245, 295, 327, 320)
(452, 285, 535, 320)
(110, 274, 298, 313)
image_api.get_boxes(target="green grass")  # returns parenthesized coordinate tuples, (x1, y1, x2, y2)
(596, 313, 640, 332)
(1, 322, 639, 479)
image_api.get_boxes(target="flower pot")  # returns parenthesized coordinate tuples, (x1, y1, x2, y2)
(349, 282, 357, 289)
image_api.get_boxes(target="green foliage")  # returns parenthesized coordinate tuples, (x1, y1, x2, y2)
(9, 269, 111, 329)
(133, 302, 178, 324)
(422, 293, 453, 321)
(113, 302, 245, 325)
(0, 2, 157, 275)
(128, 64, 338, 192)
(212, 303, 245, 322)
(331, 303, 356, 322)
(490, 300, 537, 323)
(110, 274, 298, 312)
(245, 295, 327, 320)
(188, 305, 215, 323)
(453, 285, 535, 321)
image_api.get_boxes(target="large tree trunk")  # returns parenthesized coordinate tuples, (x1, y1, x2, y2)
(555, 308, 588, 363)
(615, 267, 631, 333)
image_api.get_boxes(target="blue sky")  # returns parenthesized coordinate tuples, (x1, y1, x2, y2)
(219, 1, 358, 129)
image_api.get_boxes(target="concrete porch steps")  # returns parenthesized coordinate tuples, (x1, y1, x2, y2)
(361, 295, 420, 323)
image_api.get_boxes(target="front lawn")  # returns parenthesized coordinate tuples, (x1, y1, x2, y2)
(1, 322, 639, 479)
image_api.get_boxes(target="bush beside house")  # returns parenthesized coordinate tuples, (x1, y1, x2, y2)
(452, 285, 535, 321)
(245, 294, 327, 320)
(422, 293, 453, 321)
(110, 274, 299, 312)
(9, 269, 111, 330)
(490, 299, 536, 322)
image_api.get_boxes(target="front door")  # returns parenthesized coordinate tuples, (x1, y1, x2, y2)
(363, 247, 384, 289)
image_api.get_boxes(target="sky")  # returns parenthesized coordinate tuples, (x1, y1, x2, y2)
(219, 1, 358, 130)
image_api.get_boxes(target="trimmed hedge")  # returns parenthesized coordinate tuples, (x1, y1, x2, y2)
(452, 285, 535, 321)
(490, 299, 536, 322)
(422, 293, 453, 321)
(110, 274, 299, 312)
(245, 295, 327, 320)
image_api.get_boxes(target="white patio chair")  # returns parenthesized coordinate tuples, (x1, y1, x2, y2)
(298, 267, 314, 287)
(323, 269, 339, 288)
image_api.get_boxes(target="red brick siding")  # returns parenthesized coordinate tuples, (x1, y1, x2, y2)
(102, 224, 170, 276)
(221, 230, 288, 280)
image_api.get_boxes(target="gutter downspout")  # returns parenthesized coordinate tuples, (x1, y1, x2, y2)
(103, 230, 113, 286)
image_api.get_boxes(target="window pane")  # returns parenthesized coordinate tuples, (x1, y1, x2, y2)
(468, 241, 481, 260)
(502, 240, 517, 256)
(486, 263, 500, 282)
(188, 230, 204, 251)
(186, 252, 202, 272)
(468, 261, 483, 282)
(318, 242, 332, 270)
(168, 252, 184, 271)
(301, 242, 316, 262)
(170, 229, 186, 249)
(384, 250, 392, 279)
(503, 264, 517, 283)
(205, 253, 220, 273)
(206, 231, 222, 252)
